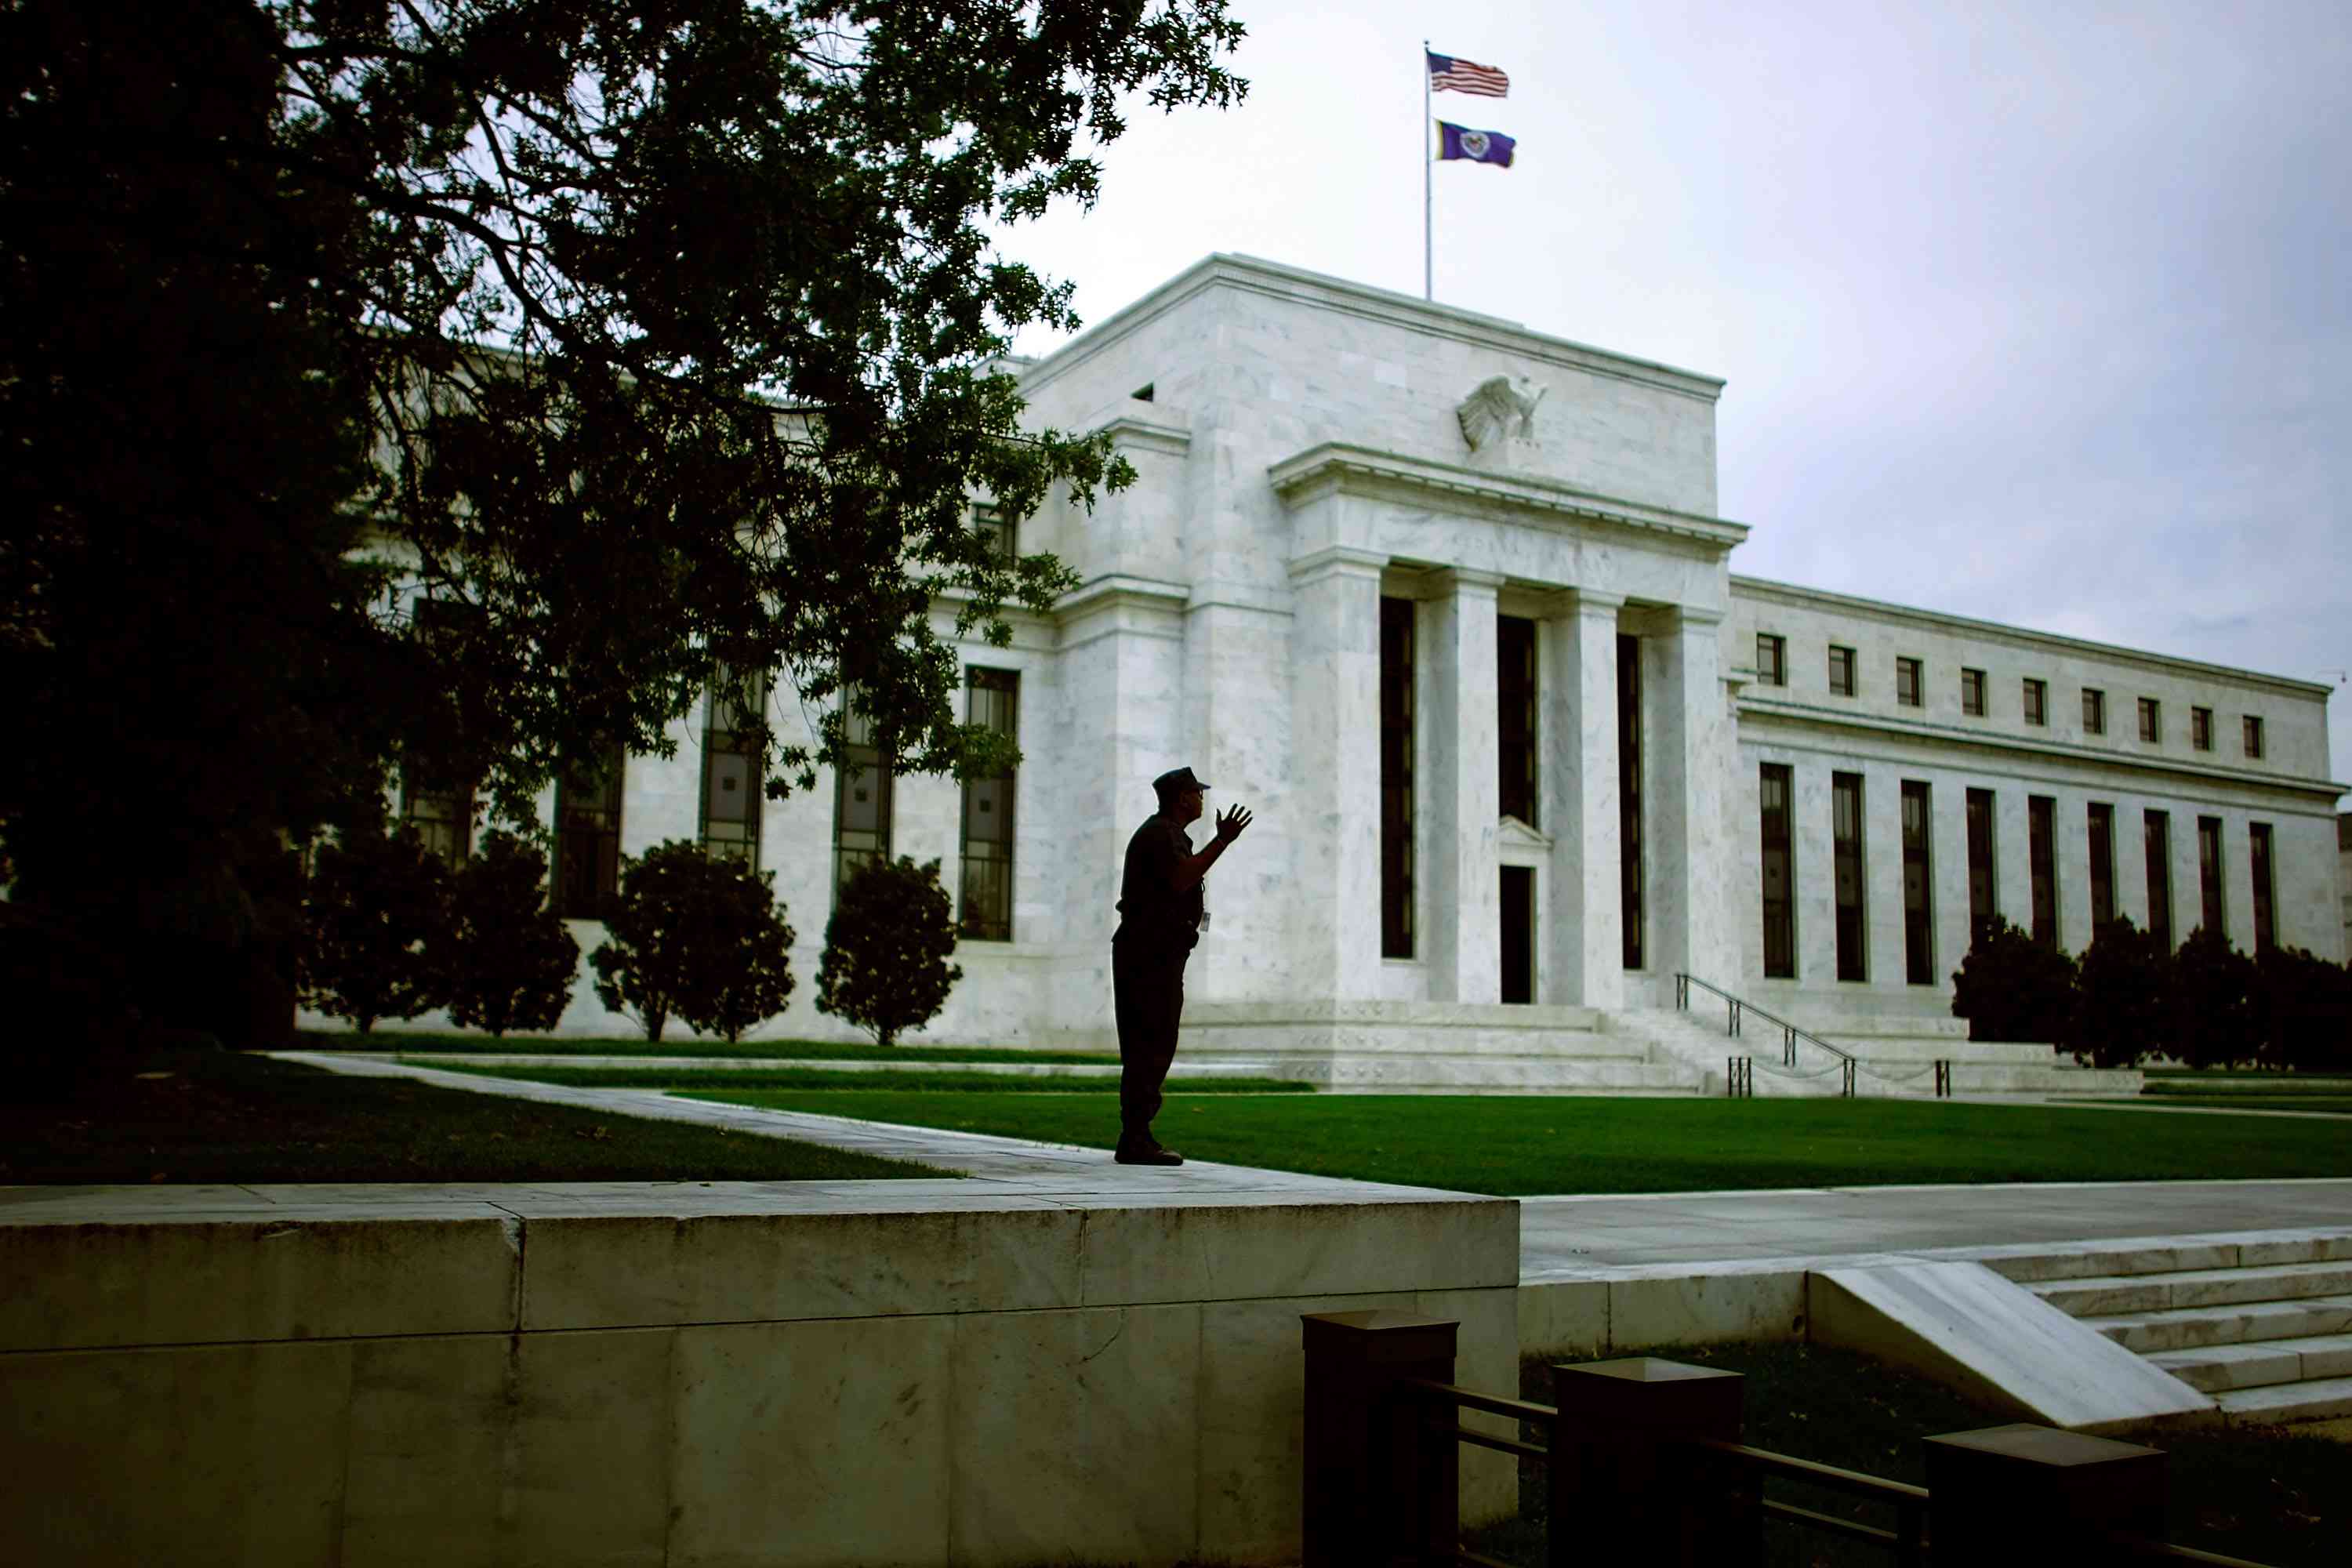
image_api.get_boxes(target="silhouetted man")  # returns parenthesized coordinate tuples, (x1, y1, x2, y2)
(1112, 766, 1252, 1165)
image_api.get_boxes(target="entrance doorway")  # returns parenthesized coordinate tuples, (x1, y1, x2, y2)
(1500, 865, 1534, 1004)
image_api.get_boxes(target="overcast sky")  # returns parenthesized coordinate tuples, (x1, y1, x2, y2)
(995, 0, 2352, 794)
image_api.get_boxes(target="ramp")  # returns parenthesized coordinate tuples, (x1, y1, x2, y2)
(1809, 1260, 2215, 1435)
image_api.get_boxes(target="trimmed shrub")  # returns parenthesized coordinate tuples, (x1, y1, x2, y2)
(816, 855, 961, 1048)
(2254, 945, 2352, 1073)
(1949, 917, 2078, 1044)
(2062, 917, 2171, 1069)
(303, 825, 450, 1033)
(590, 840, 796, 1044)
(437, 832, 580, 1037)
(2169, 925, 2261, 1069)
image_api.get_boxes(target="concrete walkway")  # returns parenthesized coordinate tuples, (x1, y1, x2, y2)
(272, 1053, 2352, 1283)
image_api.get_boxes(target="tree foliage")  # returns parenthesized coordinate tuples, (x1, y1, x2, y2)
(590, 840, 796, 1043)
(817, 855, 961, 1048)
(2061, 917, 2172, 1069)
(2252, 944, 2352, 1073)
(1, 1, 1246, 1025)
(436, 831, 579, 1036)
(303, 826, 451, 1033)
(2169, 926, 2262, 1069)
(1948, 918, 2078, 1045)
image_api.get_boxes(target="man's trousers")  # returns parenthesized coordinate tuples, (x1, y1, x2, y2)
(1111, 938, 1188, 1143)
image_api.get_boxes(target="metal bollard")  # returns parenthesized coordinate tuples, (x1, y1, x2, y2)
(1551, 1357, 1757, 1567)
(1924, 1423, 2166, 1566)
(1300, 1310, 1459, 1568)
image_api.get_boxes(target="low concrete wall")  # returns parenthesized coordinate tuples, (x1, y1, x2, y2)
(1, 1182, 1517, 1568)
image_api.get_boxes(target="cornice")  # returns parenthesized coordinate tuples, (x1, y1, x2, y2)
(1731, 575, 2336, 699)
(1051, 574, 1189, 621)
(1269, 442, 1750, 556)
(1093, 410, 1192, 457)
(1021, 253, 1726, 404)
(1736, 695, 2347, 803)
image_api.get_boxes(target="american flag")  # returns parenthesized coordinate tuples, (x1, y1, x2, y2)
(1427, 50, 1508, 98)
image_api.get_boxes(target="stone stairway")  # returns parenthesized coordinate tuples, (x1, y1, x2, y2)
(1177, 1001, 1704, 1094)
(1611, 1006, 2145, 1098)
(1981, 1234, 2352, 1426)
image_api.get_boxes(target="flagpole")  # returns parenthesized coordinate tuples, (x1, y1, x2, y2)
(1421, 39, 1432, 301)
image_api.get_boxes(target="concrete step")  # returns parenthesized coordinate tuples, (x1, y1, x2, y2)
(2078, 1293, 2352, 1355)
(2030, 1259, 2352, 1316)
(1980, 1233, 2352, 1285)
(2213, 1374, 2352, 1425)
(2146, 1333, 2352, 1393)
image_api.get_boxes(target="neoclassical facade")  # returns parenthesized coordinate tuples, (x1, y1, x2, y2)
(354, 256, 2345, 1076)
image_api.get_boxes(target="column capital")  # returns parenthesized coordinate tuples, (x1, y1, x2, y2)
(1670, 604, 1727, 630)
(1424, 566, 1505, 597)
(1287, 544, 1389, 587)
(1568, 588, 1627, 617)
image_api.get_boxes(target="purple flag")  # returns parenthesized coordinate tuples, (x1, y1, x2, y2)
(1436, 120, 1515, 169)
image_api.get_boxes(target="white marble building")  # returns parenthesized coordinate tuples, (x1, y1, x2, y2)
(372, 256, 2345, 1083)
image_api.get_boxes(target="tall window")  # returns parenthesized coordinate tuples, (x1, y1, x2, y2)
(2023, 678, 2047, 727)
(971, 503, 1015, 561)
(2082, 688, 2106, 735)
(1760, 764, 1795, 978)
(2087, 803, 2116, 931)
(555, 746, 626, 919)
(1828, 644, 1856, 697)
(1755, 633, 1785, 687)
(1618, 633, 1645, 969)
(833, 690, 894, 897)
(1901, 781, 1933, 985)
(2190, 706, 2212, 750)
(2144, 811, 2172, 950)
(2197, 816, 2225, 936)
(1380, 597, 1415, 958)
(2249, 822, 2275, 953)
(1832, 771, 1866, 982)
(699, 670, 764, 866)
(959, 668, 1019, 940)
(2242, 714, 2264, 759)
(1497, 615, 1538, 826)
(1965, 788, 1998, 946)
(1896, 656, 1922, 709)
(1961, 667, 1987, 717)
(402, 597, 476, 866)
(2028, 795, 2058, 949)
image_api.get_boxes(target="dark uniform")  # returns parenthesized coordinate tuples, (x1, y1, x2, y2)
(1112, 809, 1204, 1149)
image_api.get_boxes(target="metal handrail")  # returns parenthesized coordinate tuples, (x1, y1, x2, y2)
(1676, 972, 1857, 1068)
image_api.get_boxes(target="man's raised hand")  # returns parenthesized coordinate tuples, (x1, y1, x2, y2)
(1214, 804, 1254, 844)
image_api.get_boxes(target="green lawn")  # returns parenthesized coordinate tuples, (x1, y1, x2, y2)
(673, 1089, 2352, 1194)
(425, 1062, 1309, 1094)
(296, 1029, 1120, 1065)
(5, 1048, 954, 1184)
(2099, 1096, 2352, 1115)
(1465, 1340, 2347, 1568)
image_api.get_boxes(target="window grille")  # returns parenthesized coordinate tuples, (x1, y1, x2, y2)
(958, 668, 1019, 941)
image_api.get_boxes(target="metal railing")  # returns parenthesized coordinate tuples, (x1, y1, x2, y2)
(1300, 1312, 2277, 1568)
(1676, 971, 1858, 1096)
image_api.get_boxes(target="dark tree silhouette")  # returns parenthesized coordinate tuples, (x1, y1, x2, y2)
(437, 832, 579, 1037)
(590, 840, 796, 1044)
(817, 857, 961, 1049)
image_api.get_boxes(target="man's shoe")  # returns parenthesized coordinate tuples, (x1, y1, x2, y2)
(1113, 1142, 1185, 1167)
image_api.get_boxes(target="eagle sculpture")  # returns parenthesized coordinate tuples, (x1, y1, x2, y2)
(1457, 375, 1548, 452)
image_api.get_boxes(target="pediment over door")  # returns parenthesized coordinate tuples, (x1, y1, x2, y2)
(1497, 814, 1552, 863)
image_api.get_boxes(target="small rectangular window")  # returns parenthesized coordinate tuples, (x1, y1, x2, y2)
(1901, 781, 1933, 984)
(1828, 644, 1856, 697)
(971, 503, 1015, 562)
(2082, 688, 2105, 735)
(1896, 656, 1922, 709)
(2198, 816, 2225, 936)
(958, 668, 1020, 941)
(2028, 795, 2058, 949)
(2023, 678, 2047, 727)
(2143, 811, 2172, 951)
(2190, 706, 2210, 750)
(1760, 764, 1795, 978)
(1756, 633, 1786, 688)
(2088, 803, 2116, 931)
(2143, 698, 2166, 745)
(1961, 668, 1987, 717)
(2250, 822, 2275, 953)
(1833, 771, 1867, 982)
(2242, 714, 2263, 759)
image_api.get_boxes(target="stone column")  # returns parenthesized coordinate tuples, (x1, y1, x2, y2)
(1289, 547, 1388, 1002)
(1424, 570, 1503, 1003)
(1651, 607, 1738, 989)
(1996, 787, 2035, 940)
(1542, 591, 1624, 1007)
